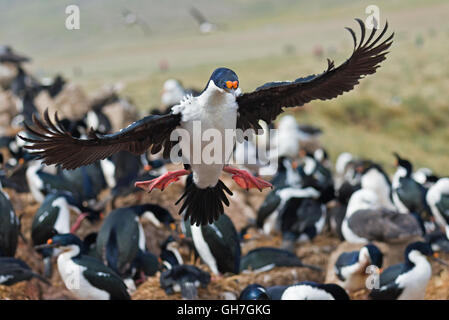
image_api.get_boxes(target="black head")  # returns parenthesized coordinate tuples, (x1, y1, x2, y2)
(239, 284, 271, 300)
(45, 233, 84, 250)
(207, 67, 239, 92)
(405, 241, 433, 259)
(136, 250, 160, 276)
(137, 204, 175, 230)
(364, 244, 383, 268)
(393, 152, 413, 175)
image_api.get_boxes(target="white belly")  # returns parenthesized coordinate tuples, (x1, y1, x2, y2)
(178, 102, 237, 188)
(191, 225, 219, 274)
(396, 261, 431, 300)
(58, 253, 110, 300)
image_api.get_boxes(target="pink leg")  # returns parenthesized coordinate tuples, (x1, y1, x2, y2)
(223, 166, 273, 191)
(134, 169, 189, 192)
(70, 213, 89, 234)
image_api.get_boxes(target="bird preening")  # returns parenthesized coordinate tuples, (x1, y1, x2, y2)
(19, 18, 394, 226)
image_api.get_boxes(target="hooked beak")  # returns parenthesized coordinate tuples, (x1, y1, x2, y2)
(35, 238, 58, 250)
(431, 253, 449, 267)
(70, 213, 90, 234)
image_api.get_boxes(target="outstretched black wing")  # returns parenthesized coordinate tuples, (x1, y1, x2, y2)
(19, 109, 181, 170)
(236, 19, 394, 131)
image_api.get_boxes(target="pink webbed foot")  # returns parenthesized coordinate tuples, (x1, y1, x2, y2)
(134, 169, 189, 192)
(223, 166, 273, 191)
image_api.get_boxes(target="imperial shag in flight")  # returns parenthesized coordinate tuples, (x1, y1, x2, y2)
(19, 19, 394, 226)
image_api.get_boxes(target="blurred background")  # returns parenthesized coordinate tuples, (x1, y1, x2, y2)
(1, 0, 448, 173)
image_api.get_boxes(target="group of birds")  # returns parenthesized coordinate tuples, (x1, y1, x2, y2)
(0, 17, 448, 301)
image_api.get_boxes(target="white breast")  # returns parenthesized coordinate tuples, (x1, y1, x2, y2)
(281, 285, 335, 300)
(395, 252, 431, 300)
(57, 249, 110, 300)
(26, 161, 45, 203)
(191, 225, 219, 274)
(173, 84, 238, 188)
(53, 197, 71, 234)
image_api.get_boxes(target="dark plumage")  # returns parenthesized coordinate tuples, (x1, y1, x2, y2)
(347, 208, 423, 242)
(160, 264, 210, 299)
(240, 247, 322, 272)
(0, 257, 50, 286)
(0, 187, 20, 257)
(20, 110, 181, 170)
(236, 19, 393, 131)
(369, 242, 435, 300)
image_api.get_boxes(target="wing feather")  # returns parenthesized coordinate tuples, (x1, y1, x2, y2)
(19, 109, 181, 170)
(236, 19, 394, 131)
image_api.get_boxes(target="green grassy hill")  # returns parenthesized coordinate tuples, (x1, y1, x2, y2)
(1, 0, 448, 173)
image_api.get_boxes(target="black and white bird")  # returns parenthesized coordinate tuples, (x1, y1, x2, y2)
(187, 212, 241, 275)
(342, 189, 423, 244)
(26, 159, 107, 204)
(413, 167, 439, 188)
(426, 178, 449, 238)
(0, 257, 50, 286)
(360, 162, 395, 210)
(298, 151, 334, 203)
(189, 6, 218, 34)
(279, 197, 326, 247)
(160, 236, 184, 270)
(20, 19, 393, 226)
(240, 247, 321, 273)
(369, 242, 442, 300)
(32, 191, 102, 277)
(35, 233, 130, 300)
(280, 281, 350, 300)
(334, 243, 383, 292)
(392, 153, 428, 215)
(257, 185, 320, 235)
(95, 204, 165, 288)
(159, 264, 210, 300)
(39, 74, 66, 98)
(0, 181, 20, 257)
(269, 157, 302, 189)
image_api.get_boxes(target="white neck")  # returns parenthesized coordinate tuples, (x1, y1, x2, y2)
(197, 81, 235, 110)
(393, 167, 407, 187)
(346, 189, 379, 218)
(408, 250, 429, 266)
(58, 245, 81, 260)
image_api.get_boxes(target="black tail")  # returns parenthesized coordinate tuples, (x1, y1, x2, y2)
(176, 179, 233, 226)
